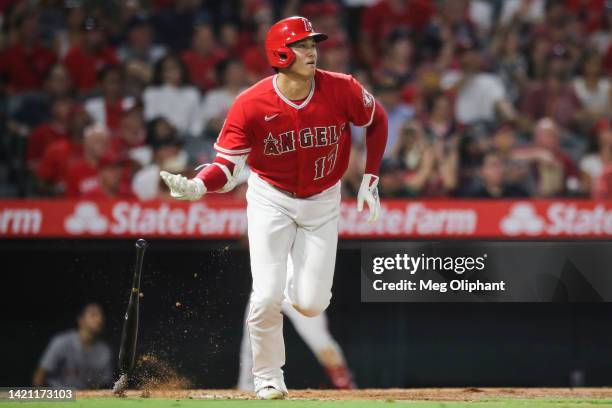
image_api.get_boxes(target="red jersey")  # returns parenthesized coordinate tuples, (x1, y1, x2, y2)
(241, 47, 274, 79)
(37, 139, 83, 185)
(361, 0, 435, 57)
(0, 43, 56, 93)
(213, 69, 376, 197)
(65, 158, 99, 197)
(181, 49, 226, 92)
(63, 46, 119, 92)
(80, 183, 135, 200)
(26, 124, 68, 166)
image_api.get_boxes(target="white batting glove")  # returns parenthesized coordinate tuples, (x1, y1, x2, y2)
(357, 174, 380, 223)
(159, 171, 206, 201)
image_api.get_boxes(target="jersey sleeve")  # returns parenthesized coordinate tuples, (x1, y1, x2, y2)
(213, 97, 252, 156)
(344, 76, 376, 127)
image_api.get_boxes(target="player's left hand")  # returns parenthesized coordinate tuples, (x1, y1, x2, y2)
(357, 174, 380, 223)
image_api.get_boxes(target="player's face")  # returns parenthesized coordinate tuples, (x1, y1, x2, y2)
(288, 38, 317, 79)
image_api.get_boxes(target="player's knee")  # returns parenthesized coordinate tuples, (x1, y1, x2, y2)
(293, 299, 328, 317)
(250, 293, 283, 312)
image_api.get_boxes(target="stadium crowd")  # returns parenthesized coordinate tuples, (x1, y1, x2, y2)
(0, 0, 611, 200)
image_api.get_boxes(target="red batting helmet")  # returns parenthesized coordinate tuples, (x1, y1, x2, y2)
(265, 16, 328, 69)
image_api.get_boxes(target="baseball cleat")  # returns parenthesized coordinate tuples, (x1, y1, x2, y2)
(256, 386, 286, 400)
(325, 365, 356, 389)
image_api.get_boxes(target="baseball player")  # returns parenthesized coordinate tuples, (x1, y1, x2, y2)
(161, 16, 387, 399)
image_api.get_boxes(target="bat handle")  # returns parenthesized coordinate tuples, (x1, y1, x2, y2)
(132, 239, 148, 289)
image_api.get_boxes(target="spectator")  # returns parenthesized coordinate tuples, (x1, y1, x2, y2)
(593, 164, 612, 199)
(64, 124, 111, 197)
(300, 2, 347, 53)
(492, 29, 529, 104)
(10, 64, 73, 132)
(498, 0, 545, 28)
(392, 119, 457, 196)
(52, 2, 87, 58)
(318, 37, 351, 74)
(63, 17, 119, 94)
(520, 48, 584, 131)
(466, 150, 529, 198)
(580, 119, 612, 195)
(423, 92, 457, 140)
(341, 146, 365, 198)
(118, 12, 166, 67)
(588, 4, 612, 55)
(0, 9, 56, 94)
(219, 22, 241, 56)
(441, 45, 516, 126)
(200, 59, 246, 137)
(456, 126, 492, 193)
(374, 29, 415, 88)
(132, 117, 187, 201)
(526, 37, 552, 81)
(81, 152, 134, 200)
(36, 106, 92, 195)
(241, 21, 274, 84)
(110, 99, 148, 165)
(26, 96, 73, 173)
(375, 76, 415, 156)
(85, 66, 132, 132)
(378, 157, 413, 198)
(422, 0, 479, 67)
(512, 118, 579, 197)
(152, 0, 204, 52)
(390, 120, 435, 196)
(490, 123, 531, 191)
(143, 54, 202, 137)
(573, 50, 610, 122)
(181, 24, 226, 92)
(32, 303, 112, 389)
(360, 0, 435, 66)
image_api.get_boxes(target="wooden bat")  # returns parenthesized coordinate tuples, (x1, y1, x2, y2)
(112, 239, 147, 394)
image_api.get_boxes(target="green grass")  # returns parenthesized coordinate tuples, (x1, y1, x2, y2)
(3, 398, 612, 408)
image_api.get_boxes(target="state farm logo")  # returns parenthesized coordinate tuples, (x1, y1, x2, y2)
(340, 203, 477, 236)
(500, 202, 612, 236)
(65, 202, 108, 234)
(63, 201, 247, 236)
(500, 203, 545, 236)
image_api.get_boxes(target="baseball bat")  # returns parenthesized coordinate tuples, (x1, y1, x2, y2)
(117, 239, 148, 376)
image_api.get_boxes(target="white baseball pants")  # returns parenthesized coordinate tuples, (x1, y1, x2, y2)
(237, 300, 347, 391)
(245, 172, 341, 384)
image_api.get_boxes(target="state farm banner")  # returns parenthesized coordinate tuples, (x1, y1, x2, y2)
(1, 199, 612, 239)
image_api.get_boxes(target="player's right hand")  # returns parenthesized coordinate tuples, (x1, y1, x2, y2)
(160, 171, 207, 201)
(357, 174, 380, 223)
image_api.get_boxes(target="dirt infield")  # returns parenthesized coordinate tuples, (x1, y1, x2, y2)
(78, 388, 612, 401)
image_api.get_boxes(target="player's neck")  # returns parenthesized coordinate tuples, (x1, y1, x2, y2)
(276, 72, 313, 101)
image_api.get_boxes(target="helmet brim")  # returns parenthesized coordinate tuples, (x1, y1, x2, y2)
(287, 32, 328, 46)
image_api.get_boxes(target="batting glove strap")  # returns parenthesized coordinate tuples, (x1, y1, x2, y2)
(357, 173, 380, 223)
(160, 171, 207, 201)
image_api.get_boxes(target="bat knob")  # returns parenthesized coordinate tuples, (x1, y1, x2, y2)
(135, 239, 148, 250)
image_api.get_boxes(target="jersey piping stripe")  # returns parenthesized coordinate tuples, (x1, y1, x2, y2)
(272, 74, 315, 110)
(212, 162, 233, 180)
(353, 97, 376, 128)
(214, 143, 252, 155)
